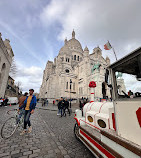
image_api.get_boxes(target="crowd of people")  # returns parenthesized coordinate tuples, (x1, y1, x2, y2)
(42, 98, 48, 106)
(0, 97, 9, 106)
(1, 91, 89, 135)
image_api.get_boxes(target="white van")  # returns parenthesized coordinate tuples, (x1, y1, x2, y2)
(8, 97, 18, 105)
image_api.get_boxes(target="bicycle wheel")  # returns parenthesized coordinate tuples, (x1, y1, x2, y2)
(1, 117, 18, 139)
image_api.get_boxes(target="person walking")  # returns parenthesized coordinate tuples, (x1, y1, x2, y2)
(60, 98, 65, 117)
(19, 89, 36, 135)
(4, 98, 8, 106)
(17, 92, 28, 123)
(57, 98, 63, 116)
(79, 99, 82, 110)
(64, 99, 70, 116)
(46, 99, 48, 106)
(19, 92, 28, 108)
(42, 99, 44, 107)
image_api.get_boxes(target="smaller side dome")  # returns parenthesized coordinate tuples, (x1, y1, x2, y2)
(84, 46, 89, 51)
(84, 46, 89, 56)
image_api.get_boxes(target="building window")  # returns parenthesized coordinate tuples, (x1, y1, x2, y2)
(74, 55, 76, 60)
(70, 84, 72, 90)
(73, 83, 75, 90)
(78, 56, 79, 61)
(66, 58, 70, 62)
(66, 82, 68, 89)
(79, 88, 81, 94)
(72, 56, 73, 60)
(65, 69, 69, 73)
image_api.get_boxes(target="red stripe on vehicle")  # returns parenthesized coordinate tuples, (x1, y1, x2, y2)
(80, 130, 115, 158)
(112, 113, 116, 131)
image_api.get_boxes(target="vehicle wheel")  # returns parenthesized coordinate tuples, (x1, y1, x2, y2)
(1, 117, 18, 139)
(74, 123, 80, 140)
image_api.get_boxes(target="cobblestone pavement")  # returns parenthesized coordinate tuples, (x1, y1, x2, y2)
(0, 105, 94, 158)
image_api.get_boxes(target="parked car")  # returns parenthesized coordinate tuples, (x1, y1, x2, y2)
(8, 97, 18, 105)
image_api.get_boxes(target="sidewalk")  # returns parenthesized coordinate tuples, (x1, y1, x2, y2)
(37, 102, 79, 113)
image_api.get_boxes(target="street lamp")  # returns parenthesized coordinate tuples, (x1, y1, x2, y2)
(70, 79, 72, 108)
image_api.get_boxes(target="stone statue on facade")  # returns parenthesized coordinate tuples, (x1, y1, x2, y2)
(91, 62, 101, 73)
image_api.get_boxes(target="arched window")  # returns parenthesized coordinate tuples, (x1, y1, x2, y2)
(66, 58, 67, 62)
(65, 69, 69, 73)
(66, 82, 68, 89)
(68, 58, 69, 62)
(0, 63, 6, 88)
(74, 55, 76, 60)
(78, 56, 79, 61)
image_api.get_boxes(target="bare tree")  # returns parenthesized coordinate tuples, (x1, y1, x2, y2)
(15, 81, 22, 92)
(9, 58, 17, 77)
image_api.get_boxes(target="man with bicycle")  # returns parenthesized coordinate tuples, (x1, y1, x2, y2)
(19, 89, 36, 135)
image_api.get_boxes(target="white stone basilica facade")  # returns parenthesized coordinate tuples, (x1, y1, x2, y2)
(40, 31, 123, 101)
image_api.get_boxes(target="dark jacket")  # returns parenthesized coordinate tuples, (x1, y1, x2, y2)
(19, 95, 37, 111)
(64, 100, 69, 108)
(58, 101, 62, 109)
(58, 100, 65, 109)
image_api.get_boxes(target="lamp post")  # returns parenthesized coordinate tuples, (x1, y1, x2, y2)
(70, 79, 72, 108)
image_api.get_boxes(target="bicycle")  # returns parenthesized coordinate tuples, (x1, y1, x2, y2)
(1, 109, 24, 139)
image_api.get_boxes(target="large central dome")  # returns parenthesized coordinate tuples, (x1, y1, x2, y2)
(58, 30, 83, 56)
(67, 38, 83, 51)
(67, 30, 83, 52)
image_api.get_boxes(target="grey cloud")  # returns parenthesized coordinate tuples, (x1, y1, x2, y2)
(41, 0, 141, 62)
(14, 65, 43, 92)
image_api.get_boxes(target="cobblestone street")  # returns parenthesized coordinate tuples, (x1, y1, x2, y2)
(0, 104, 94, 158)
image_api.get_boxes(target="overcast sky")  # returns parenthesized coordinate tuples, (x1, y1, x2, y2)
(0, 0, 141, 93)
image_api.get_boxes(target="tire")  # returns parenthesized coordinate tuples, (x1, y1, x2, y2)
(1, 117, 18, 139)
(74, 123, 80, 140)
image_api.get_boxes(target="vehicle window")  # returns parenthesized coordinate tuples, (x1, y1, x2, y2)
(115, 72, 141, 99)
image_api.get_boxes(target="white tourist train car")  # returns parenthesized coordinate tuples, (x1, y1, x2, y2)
(74, 47, 141, 158)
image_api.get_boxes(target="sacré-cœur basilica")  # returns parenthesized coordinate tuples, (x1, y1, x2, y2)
(39, 31, 125, 102)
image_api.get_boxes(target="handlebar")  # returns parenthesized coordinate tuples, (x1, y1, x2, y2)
(7, 109, 18, 115)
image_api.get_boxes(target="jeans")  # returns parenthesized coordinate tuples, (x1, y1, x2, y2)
(60, 107, 66, 117)
(58, 109, 61, 114)
(17, 109, 25, 124)
(24, 110, 31, 129)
